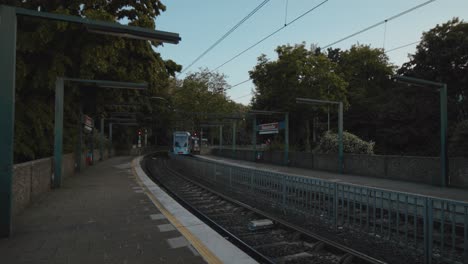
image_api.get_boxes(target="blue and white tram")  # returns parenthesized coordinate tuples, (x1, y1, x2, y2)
(173, 131, 192, 155)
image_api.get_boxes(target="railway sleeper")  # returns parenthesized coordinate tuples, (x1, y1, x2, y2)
(274, 252, 333, 264)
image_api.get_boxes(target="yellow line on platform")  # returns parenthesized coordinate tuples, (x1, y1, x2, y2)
(131, 159, 222, 264)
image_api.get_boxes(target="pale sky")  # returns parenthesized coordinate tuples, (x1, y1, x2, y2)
(153, 0, 468, 105)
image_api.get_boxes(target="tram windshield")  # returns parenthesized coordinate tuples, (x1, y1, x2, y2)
(174, 135, 188, 147)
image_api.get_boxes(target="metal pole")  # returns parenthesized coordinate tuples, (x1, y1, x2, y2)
(0, 5, 17, 238)
(90, 121, 94, 164)
(327, 85, 330, 131)
(284, 113, 289, 165)
(338, 102, 344, 174)
(200, 128, 203, 153)
(232, 121, 236, 156)
(77, 104, 83, 172)
(440, 84, 448, 187)
(53, 77, 64, 188)
(252, 116, 257, 161)
(219, 125, 223, 150)
(100, 117, 104, 161)
(109, 123, 113, 157)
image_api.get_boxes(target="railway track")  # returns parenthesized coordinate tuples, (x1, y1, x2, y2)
(143, 155, 387, 264)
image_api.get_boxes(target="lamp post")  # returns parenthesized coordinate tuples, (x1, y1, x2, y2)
(0, 4, 180, 238)
(296, 98, 344, 174)
(392, 75, 448, 187)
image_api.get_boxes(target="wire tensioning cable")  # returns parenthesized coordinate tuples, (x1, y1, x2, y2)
(232, 92, 253, 100)
(217, 1, 434, 94)
(213, 0, 329, 71)
(385, 40, 420, 53)
(226, 79, 251, 91)
(321, 0, 435, 49)
(179, 0, 271, 75)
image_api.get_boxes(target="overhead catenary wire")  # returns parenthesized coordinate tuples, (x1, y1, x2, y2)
(321, 0, 436, 49)
(232, 92, 253, 100)
(179, 0, 271, 76)
(385, 40, 421, 53)
(220, 1, 435, 98)
(226, 79, 251, 91)
(213, 0, 329, 71)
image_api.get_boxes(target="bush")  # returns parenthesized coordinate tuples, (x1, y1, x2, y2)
(314, 131, 375, 154)
(449, 120, 468, 157)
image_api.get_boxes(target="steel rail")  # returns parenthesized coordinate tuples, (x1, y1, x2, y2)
(143, 154, 387, 264)
(142, 155, 275, 264)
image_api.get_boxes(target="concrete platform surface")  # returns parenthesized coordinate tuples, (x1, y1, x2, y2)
(133, 156, 257, 264)
(0, 156, 206, 264)
(197, 155, 468, 202)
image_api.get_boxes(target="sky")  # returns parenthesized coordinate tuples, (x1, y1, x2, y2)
(153, 0, 468, 105)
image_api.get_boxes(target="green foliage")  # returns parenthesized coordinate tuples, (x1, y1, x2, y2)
(315, 131, 375, 155)
(1, 0, 179, 162)
(382, 18, 468, 155)
(250, 43, 348, 149)
(266, 139, 286, 151)
(327, 45, 395, 143)
(399, 18, 468, 122)
(449, 120, 468, 157)
(172, 68, 246, 139)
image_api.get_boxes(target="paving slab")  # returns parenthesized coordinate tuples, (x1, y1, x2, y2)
(0, 156, 206, 264)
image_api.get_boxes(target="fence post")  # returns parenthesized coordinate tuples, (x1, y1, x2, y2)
(334, 183, 338, 230)
(464, 206, 468, 264)
(424, 197, 433, 264)
(250, 171, 254, 193)
(229, 167, 232, 188)
(282, 175, 287, 209)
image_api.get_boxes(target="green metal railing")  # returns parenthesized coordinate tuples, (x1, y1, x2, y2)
(169, 155, 468, 264)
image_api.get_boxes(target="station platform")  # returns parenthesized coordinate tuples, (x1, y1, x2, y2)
(0, 156, 256, 264)
(197, 155, 468, 202)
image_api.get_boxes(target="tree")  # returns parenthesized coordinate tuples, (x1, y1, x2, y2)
(183, 68, 231, 94)
(250, 43, 348, 151)
(1, 0, 179, 162)
(172, 70, 245, 142)
(399, 18, 468, 122)
(390, 18, 468, 155)
(332, 44, 395, 142)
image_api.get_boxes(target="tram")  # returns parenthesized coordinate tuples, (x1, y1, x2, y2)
(173, 131, 192, 155)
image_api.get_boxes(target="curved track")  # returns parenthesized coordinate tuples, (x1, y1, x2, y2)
(142, 154, 387, 264)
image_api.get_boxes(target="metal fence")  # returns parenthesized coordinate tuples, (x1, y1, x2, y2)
(168, 155, 468, 264)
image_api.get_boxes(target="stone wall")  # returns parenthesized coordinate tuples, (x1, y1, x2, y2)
(13, 157, 52, 215)
(12, 162, 33, 216)
(12, 149, 115, 216)
(450, 158, 468, 187)
(210, 148, 468, 188)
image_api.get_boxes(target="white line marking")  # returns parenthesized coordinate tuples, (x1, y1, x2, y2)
(150, 214, 166, 220)
(158, 224, 176, 232)
(167, 236, 190, 249)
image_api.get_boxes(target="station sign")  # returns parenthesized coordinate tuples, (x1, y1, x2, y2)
(258, 122, 279, 135)
(83, 115, 93, 133)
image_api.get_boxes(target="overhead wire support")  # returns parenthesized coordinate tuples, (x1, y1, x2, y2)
(321, 0, 436, 49)
(179, 0, 271, 76)
(214, 0, 329, 71)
